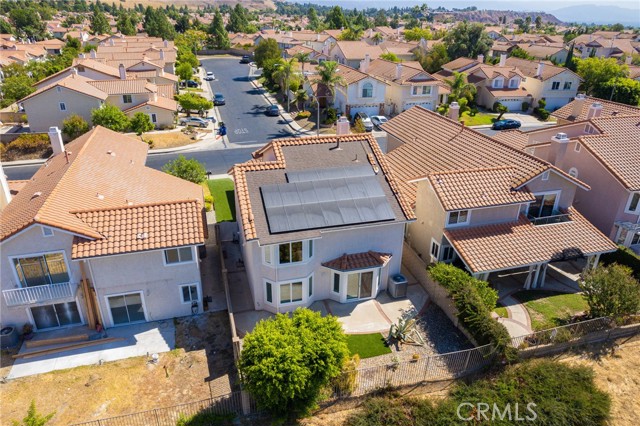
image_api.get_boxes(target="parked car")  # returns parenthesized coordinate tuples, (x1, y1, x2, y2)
(213, 93, 226, 106)
(370, 115, 388, 129)
(265, 105, 280, 116)
(353, 112, 374, 132)
(240, 55, 252, 64)
(181, 80, 199, 88)
(491, 119, 522, 130)
(179, 117, 209, 128)
(204, 72, 215, 81)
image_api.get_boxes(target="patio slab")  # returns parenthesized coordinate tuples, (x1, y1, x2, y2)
(8, 320, 175, 379)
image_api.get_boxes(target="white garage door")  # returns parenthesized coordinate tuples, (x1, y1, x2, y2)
(404, 101, 433, 111)
(498, 98, 524, 112)
(349, 105, 379, 120)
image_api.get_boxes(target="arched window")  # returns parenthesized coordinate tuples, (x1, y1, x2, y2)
(362, 82, 373, 98)
(569, 167, 579, 178)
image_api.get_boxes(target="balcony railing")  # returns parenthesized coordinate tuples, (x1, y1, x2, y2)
(2, 282, 78, 307)
(527, 213, 572, 226)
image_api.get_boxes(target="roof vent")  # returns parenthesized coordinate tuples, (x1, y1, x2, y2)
(136, 232, 148, 240)
(32, 191, 42, 199)
(554, 132, 569, 141)
(107, 150, 116, 157)
(96, 193, 104, 200)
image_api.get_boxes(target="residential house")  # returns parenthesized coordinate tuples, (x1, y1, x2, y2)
(381, 106, 616, 287)
(516, 43, 571, 64)
(329, 41, 384, 69)
(230, 134, 415, 314)
(378, 41, 420, 61)
(284, 45, 328, 63)
(0, 126, 206, 331)
(571, 33, 640, 58)
(505, 57, 582, 110)
(35, 39, 65, 55)
(551, 94, 640, 124)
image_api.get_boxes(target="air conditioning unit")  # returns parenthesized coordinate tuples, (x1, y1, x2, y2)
(388, 273, 408, 299)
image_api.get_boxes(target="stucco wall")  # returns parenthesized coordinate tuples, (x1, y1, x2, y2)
(124, 105, 175, 128)
(23, 87, 102, 133)
(105, 93, 150, 111)
(526, 171, 577, 210)
(407, 180, 446, 263)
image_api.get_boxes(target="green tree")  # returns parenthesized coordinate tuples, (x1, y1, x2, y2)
(294, 88, 308, 111)
(443, 21, 493, 60)
(404, 27, 433, 42)
(577, 57, 628, 95)
(226, 3, 249, 33)
(581, 263, 640, 318)
(510, 46, 534, 60)
(91, 104, 130, 132)
(610, 23, 625, 32)
(325, 6, 348, 30)
(353, 117, 366, 133)
(9, 8, 47, 40)
(307, 7, 321, 31)
(162, 155, 206, 183)
(144, 7, 176, 40)
(176, 93, 213, 116)
(535, 16, 543, 30)
(564, 42, 576, 71)
(1, 75, 35, 107)
(209, 9, 230, 49)
(238, 308, 349, 415)
(273, 58, 298, 112)
(380, 52, 400, 62)
(116, 12, 137, 36)
(0, 19, 14, 35)
(593, 77, 640, 106)
(316, 61, 346, 103)
(444, 72, 476, 103)
(11, 400, 54, 426)
(416, 42, 450, 74)
(174, 14, 191, 33)
(494, 101, 508, 119)
(254, 38, 281, 69)
(338, 26, 364, 41)
(129, 112, 155, 135)
(373, 10, 387, 27)
(62, 114, 90, 140)
(176, 62, 194, 81)
(90, 5, 111, 35)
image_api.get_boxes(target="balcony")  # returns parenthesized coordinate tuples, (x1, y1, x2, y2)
(2, 282, 78, 307)
(528, 212, 572, 226)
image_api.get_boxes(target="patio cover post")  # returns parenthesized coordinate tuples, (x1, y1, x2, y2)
(538, 264, 549, 288)
(79, 261, 96, 330)
(531, 263, 542, 289)
(523, 265, 536, 290)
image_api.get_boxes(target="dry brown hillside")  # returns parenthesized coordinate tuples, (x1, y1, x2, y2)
(117, 0, 275, 11)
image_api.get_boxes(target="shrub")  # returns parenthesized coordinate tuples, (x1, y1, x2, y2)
(534, 107, 550, 121)
(6, 134, 51, 157)
(333, 354, 360, 395)
(324, 107, 337, 124)
(62, 114, 90, 140)
(129, 112, 155, 135)
(353, 117, 366, 133)
(521, 101, 530, 111)
(601, 246, 640, 279)
(11, 400, 55, 426)
(580, 263, 640, 318)
(91, 103, 130, 131)
(162, 155, 207, 184)
(295, 110, 311, 119)
(204, 194, 213, 211)
(175, 412, 234, 426)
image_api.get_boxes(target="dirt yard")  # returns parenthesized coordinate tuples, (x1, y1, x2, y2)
(0, 312, 238, 426)
(138, 130, 199, 149)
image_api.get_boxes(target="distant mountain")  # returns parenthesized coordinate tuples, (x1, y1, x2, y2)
(443, 9, 562, 25)
(551, 5, 640, 25)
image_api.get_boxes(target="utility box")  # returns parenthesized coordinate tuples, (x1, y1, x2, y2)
(336, 116, 350, 135)
(388, 273, 408, 299)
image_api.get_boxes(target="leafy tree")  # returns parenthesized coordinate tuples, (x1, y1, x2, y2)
(90, 5, 111, 35)
(380, 52, 400, 62)
(1, 75, 35, 107)
(162, 155, 207, 183)
(226, 3, 250, 33)
(294, 52, 311, 73)
(564, 42, 576, 71)
(129, 112, 155, 135)
(176, 93, 213, 116)
(510, 46, 534, 60)
(443, 21, 493, 60)
(307, 7, 321, 31)
(176, 62, 194, 81)
(144, 7, 176, 40)
(325, 6, 348, 30)
(65, 36, 81, 50)
(416, 42, 450, 74)
(404, 17, 421, 30)
(338, 26, 364, 41)
(9, 8, 47, 40)
(576, 57, 628, 95)
(62, 114, 90, 140)
(0, 19, 14, 35)
(208, 9, 230, 49)
(593, 77, 640, 106)
(373, 10, 387, 27)
(273, 58, 298, 112)
(610, 23, 625, 32)
(316, 61, 346, 102)
(116, 12, 137, 36)
(404, 27, 432, 42)
(254, 38, 281, 69)
(11, 400, 54, 426)
(91, 104, 130, 132)
(535, 16, 543, 30)
(581, 263, 640, 318)
(174, 14, 191, 33)
(353, 117, 366, 133)
(389, 14, 400, 30)
(444, 72, 476, 103)
(238, 308, 349, 415)
(493, 101, 508, 119)
(294, 88, 308, 111)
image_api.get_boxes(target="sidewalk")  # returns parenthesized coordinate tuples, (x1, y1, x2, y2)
(497, 294, 533, 338)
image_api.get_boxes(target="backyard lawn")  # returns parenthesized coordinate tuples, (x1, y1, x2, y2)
(346, 333, 391, 359)
(459, 111, 496, 126)
(207, 179, 236, 222)
(493, 305, 508, 318)
(514, 291, 589, 330)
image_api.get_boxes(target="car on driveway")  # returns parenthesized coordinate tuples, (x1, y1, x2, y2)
(353, 112, 374, 132)
(491, 119, 522, 130)
(181, 80, 199, 88)
(204, 72, 215, 81)
(213, 93, 225, 105)
(265, 105, 280, 116)
(371, 115, 388, 129)
(240, 55, 252, 64)
(179, 117, 209, 128)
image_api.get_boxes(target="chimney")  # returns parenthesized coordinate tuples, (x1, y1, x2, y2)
(152, 91, 157, 102)
(110, 38, 115, 46)
(79, 53, 86, 59)
(316, 33, 320, 41)
(419, 37, 427, 50)
(336, 116, 350, 135)
(535, 62, 544, 77)
(0, 162, 12, 211)
(626, 55, 633, 65)
(360, 54, 370, 73)
(448, 101, 460, 121)
(71, 67, 78, 76)
(159, 49, 165, 60)
(48, 127, 64, 155)
(586, 102, 603, 119)
(119, 63, 126, 80)
(90, 49, 97, 59)
(395, 63, 402, 80)
(499, 53, 506, 67)
(571, 93, 586, 118)
(549, 132, 570, 167)
(477, 54, 484, 63)
(164, 40, 168, 48)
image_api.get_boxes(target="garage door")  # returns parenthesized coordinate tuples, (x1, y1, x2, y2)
(498, 98, 524, 112)
(349, 105, 379, 120)
(404, 101, 433, 111)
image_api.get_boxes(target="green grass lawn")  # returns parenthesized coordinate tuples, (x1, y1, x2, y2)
(513, 291, 589, 331)
(459, 111, 496, 126)
(346, 333, 391, 359)
(207, 179, 236, 222)
(494, 305, 508, 318)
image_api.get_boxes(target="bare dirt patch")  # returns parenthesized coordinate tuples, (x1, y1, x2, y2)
(137, 130, 198, 149)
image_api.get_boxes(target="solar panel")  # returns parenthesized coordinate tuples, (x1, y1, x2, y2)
(261, 166, 396, 234)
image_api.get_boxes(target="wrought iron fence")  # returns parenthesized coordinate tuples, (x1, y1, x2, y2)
(509, 316, 616, 350)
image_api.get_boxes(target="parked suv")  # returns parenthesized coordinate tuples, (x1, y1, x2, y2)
(179, 117, 208, 128)
(240, 55, 252, 64)
(353, 112, 374, 132)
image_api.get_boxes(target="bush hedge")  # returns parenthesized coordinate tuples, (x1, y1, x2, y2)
(428, 263, 516, 361)
(1, 134, 52, 161)
(295, 110, 311, 119)
(601, 246, 640, 279)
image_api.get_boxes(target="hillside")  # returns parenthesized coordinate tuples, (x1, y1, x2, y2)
(435, 9, 563, 25)
(117, 0, 276, 11)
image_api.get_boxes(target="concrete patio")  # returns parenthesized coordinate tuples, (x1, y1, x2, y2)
(7, 320, 175, 379)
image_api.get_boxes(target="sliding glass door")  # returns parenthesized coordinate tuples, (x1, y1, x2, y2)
(30, 302, 81, 330)
(346, 271, 374, 300)
(107, 293, 146, 325)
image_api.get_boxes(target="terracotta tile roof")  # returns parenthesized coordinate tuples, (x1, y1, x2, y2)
(442, 57, 479, 72)
(71, 200, 204, 259)
(379, 40, 419, 56)
(381, 106, 551, 207)
(72, 57, 122, 78)
(322, 251, 392, 271)
(88, 79, 155, 95)
(230, 134, 415, 243)
(20, 74, 108, 103)
(127, 69, 179, 82)
(551, 96, 640, 122)
(123, 96, 177, 113)
(425, 167, 536, 211)
(470, 64, 526, 80)
(445, 208, 617, 273)
(628, 65, 640, 80)
(485, 87, 530, 97)
(157, 84, 176, 98)
(504, 57, 580, 81)
(7, 180, 29, 196)
(517, 43, 567, 59)
(490, 130, 530, 151)
(365, 58, 439, 85)
(0, 127, 204, 251)
(334, 41, 384, 60)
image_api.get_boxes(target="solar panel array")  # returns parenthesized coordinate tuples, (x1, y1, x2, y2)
(261, 166, 396, 234)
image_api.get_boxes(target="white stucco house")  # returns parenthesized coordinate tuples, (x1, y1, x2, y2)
(0, 126, 206, 331)
(230, 134, 415, 314)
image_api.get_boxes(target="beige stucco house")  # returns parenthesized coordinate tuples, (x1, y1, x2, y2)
(0, 127, 206, 331)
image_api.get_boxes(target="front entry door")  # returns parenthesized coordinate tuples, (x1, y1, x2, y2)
(107, 293, 146, 325)
(30, 302, 82, 330)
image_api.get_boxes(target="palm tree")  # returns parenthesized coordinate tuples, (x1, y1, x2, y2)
(444, 71, 477, 103)
(273, 58, 298, 112)
(294, 89, 308, 111)
(371, 32, 384, 45)
(316, 61, 346, 104)
(294, 52, 311, 74)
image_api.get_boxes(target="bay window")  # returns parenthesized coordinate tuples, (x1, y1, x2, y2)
(264, 274, 314, 306)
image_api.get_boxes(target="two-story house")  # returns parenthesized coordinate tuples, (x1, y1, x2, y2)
(0, 126, 206, 331)
(381, 106, 616, 287)
(551, 94, 640, 124)
(329, 41, 385, 69)
(230, 134, 415, 314)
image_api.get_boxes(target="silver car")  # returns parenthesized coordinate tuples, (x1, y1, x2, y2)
(353, 112, 374, 132)
(179, 117, 208, 128)
(370, 115, 388, 129)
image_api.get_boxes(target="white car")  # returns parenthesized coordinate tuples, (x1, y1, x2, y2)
(204, 71, 215, 81)
(353, 112, 374, 132)
(371, 115, 388, 129)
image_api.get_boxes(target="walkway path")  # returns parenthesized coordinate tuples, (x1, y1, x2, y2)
(497, 294, 533, 338)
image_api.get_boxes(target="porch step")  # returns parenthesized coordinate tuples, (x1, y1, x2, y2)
(13, 337, 125, 360)
(25, 333, 90, 349)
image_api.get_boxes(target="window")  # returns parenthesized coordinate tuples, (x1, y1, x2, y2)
(631, 233, 640, 246)
(574, 143, 581, 152)
(442, 246, 455, 262)
(333, 273, 340, 293)
(412, 86, 431, 95)
(150, 113, 157, 123)
(56, 86, 62, 93)
(563, 81, 572, 90)
(266, 281, 273, 303)
(279, 241, 303, 263)
(346, 271, 373, 299)
(308, 275, 313, 297)
(280, 281, 303, 304)
(263, 246, 272, 264)
(12, 252, 70, 287)
(430, 239, 440, 259)
(551, 81, 560, 90)
(59, 102, 66, 111)
(180, 284, 198, 304)
(361, 82, 373, 98)
(508, 78, 518, 88)
(164, 247, 194, 265)
(568, 167, 579, 178)
(626, 193, 640, 213)
(448, 210, 469, 225)
(528, 192, 558, 218)
(616, 227, 629, 245)
(122, 94, 132, 104)
(77, 66, 85, 72)
(41, 227, 54, 237)
(492, 78, 504, 88)
(541, 170, 550, 181)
